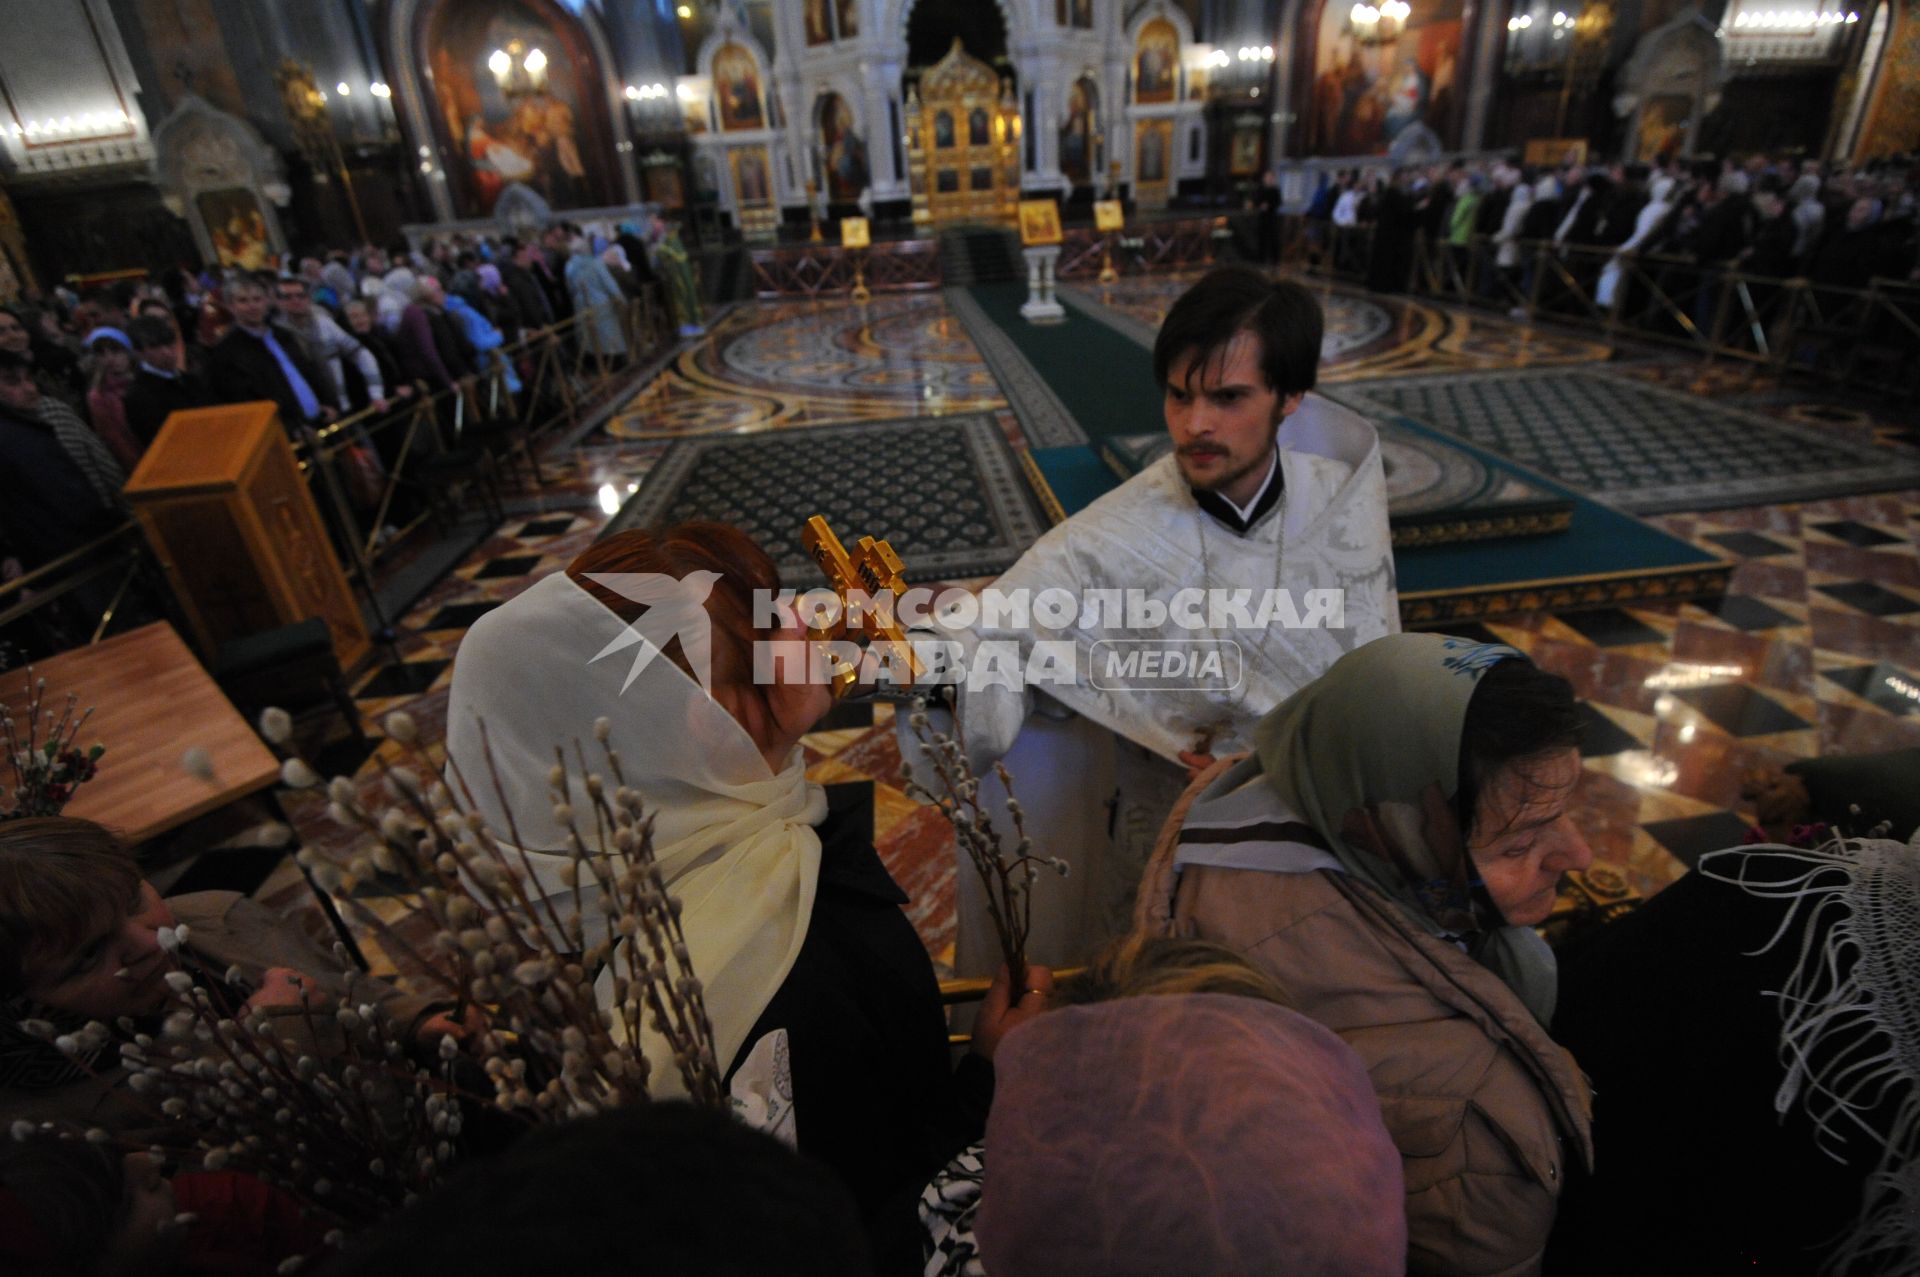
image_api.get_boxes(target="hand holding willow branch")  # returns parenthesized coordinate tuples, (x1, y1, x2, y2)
(898, 698, 1067, 991)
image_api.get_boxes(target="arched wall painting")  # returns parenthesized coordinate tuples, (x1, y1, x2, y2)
(714, 43, 766, 132)
(818, 93, 870, 201)
(1307, 0, 1464, 156)
(420, 0, 616, 216)
(1061, 77, 1096, 185)
(1136, 19, 1179, 104)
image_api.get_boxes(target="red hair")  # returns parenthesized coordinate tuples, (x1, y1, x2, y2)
(566, 522, 784, 712)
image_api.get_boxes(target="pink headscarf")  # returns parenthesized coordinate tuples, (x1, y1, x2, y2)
(978, 994, 1406, 1277)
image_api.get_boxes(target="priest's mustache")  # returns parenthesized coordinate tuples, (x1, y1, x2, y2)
(1178, 444, 1229, 457)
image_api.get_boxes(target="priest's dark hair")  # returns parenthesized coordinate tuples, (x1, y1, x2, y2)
(1152, 265, 1323, 398)
(320, 1102, 874, 1277)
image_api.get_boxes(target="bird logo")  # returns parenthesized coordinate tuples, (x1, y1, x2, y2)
(582, 571, 724, 693)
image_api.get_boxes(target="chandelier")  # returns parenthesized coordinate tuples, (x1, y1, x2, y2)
(1349, 0, 1412, 46)
(488, 40, 549, 102)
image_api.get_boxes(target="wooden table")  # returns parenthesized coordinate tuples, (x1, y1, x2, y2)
(1, 622, 280, 844)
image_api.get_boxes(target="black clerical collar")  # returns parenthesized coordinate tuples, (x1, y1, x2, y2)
(1191, 448, 1283, 535)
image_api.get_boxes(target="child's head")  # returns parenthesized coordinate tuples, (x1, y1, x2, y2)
(0, 818, 177, 1018)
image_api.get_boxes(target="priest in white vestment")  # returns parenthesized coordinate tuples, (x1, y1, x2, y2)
(904, 267, 1399, 971)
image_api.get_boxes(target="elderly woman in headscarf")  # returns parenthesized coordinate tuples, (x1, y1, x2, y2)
(318, 260, 358, 314)
(563, 236, 627, 360)
(1136, 633, 1596, 1277)
(599, 243, 644, 301)
(370, 267, 465, 395)
(443, 522, 1032, 1270)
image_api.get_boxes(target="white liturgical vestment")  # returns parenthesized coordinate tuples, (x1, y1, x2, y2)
(904, 393, 1399, 971)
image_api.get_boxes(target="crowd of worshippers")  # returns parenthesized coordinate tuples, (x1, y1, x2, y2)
(1306, 148, 1920, 296)
(0, 214, 704, 588)
(5, 264, 1916, 1276)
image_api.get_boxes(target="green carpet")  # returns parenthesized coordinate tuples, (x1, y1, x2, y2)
(966, 281, 1166, 446)
(1387, 420, 1730, 625)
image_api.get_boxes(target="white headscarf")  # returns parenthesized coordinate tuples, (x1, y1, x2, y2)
(445, 570, 824, 1089)
(376, 268, 416, 333)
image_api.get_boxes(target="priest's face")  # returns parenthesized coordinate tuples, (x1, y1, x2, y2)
(1164, 332, 1303, 507)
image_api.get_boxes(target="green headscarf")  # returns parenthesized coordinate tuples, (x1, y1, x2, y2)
(1252, 632, 1561, 1024)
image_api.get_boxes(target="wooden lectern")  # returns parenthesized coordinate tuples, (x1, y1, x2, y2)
(124, 401, 370, 671)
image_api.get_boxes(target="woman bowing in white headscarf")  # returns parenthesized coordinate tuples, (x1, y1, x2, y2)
(446, 521, 1046, 1270)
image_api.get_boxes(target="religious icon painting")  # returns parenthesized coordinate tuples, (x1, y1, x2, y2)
(836, 0, 860, 39)
(196, 187, 276, 270)
(421, 0, 615, 217)
(935, 110, 956, 149)
(714, 42, 766, 132)
(1018, 198, 1063, 246)
(731, 144, 773, 207)
(1060, 77, 1095, 186)
(840, 216, 871, 248)
(1135, 18, 1178, 105)
(1229, 117, 1264, 175)
(818, 93, 870, 202)
(1094, 199, 1125, 231)
(1135, 119, 1172, 184)
(1309, 0, 1466, 157)
(805, 0, 831, 44)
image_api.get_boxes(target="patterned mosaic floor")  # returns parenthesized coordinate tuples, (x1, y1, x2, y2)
(1064, 270, 1616, 382)
(258, 276, 1920, 976)
(599, 293, 1005, 440)
(1330, 367, 1920, 515)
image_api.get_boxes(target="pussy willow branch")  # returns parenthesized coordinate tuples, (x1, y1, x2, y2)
(900, 700, 1064, 993)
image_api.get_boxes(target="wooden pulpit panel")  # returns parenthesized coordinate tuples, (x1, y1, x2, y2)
(125, 401, 371, 670)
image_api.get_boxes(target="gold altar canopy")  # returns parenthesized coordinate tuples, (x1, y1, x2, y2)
(909, 39, 1020, 227)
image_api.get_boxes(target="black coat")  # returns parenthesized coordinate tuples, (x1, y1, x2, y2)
(0, 401, 122, 568)
(1367, 185, 1420, 294)
(121, 366, 211, 448)
(1689, 195, 1755, 265)
(735, 785, 991, 1275)
(1548, 859, 1888, 1275)
(1744, 212, 1801, 280)
(205, 323, 330, 429)
(501, 264, 555, 331)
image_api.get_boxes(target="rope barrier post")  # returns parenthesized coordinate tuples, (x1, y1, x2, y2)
(1525, 241, 1546, 322)
(306, 424, 398, 637)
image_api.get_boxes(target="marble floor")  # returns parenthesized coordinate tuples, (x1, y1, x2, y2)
(265, 269, 1920, 973)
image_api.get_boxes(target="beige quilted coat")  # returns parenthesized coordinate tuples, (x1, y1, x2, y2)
(1135, 760, 1594, 1277)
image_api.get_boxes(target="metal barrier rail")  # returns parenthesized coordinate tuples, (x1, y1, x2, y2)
(1287, 213, 1920, 394)
(749, 239, 943, 298)
(1057, 216, 1229, 280)
(290, 296, 664, 606)
(0, 523, 156, 650)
